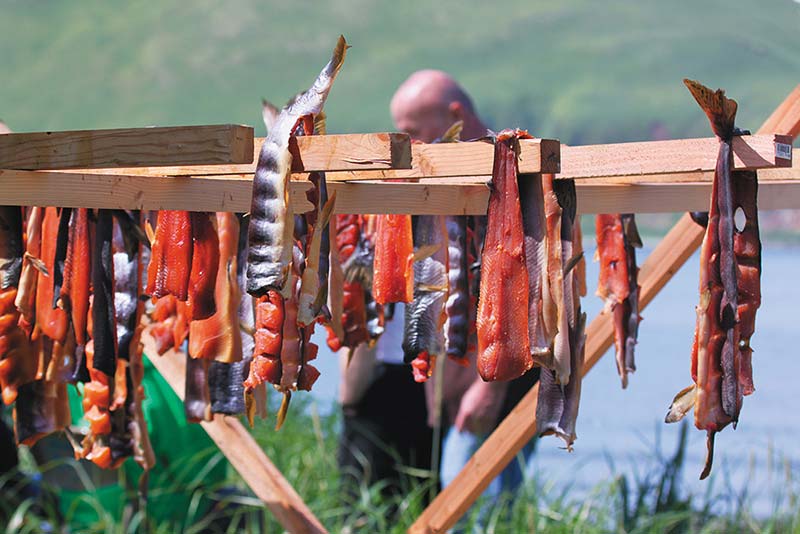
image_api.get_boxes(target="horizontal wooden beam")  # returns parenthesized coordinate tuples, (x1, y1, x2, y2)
(141, 330, 328, 534)
(0, 124, 254, 170)
(325, 138, 561, 179)
(64, 133, 413, 175)
(560, 134, 792, 179)
(2, 166, 799, 214)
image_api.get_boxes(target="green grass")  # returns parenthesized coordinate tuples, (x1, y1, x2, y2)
(1, 1, 799, 145)
(2, 398, 800, 533)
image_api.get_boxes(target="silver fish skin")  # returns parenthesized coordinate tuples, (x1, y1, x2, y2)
(402, 215, 448, 364)
(209, 360, 247, 415)
(247, 36, 347, 297)
(444, 216, 469, 361)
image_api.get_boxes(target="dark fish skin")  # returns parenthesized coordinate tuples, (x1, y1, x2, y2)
(113, 217, 140, 362)
(0, 206, 24, 290)
(91, 210, 117, 378)
(444, 216, 469, 361)
(364, 290, 384, 341)
(185, 355, 211, 422)
(14, 379, 70, 447)
(14, 381, 52, 446)
(714, 140, 739, 419)
(209, 360, 247, 415)
(109, 370, 134, 466)
(52, 208, 72, 308)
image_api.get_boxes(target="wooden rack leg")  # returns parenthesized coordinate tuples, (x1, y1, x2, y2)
(408, 83, 800, 534)
(141, 331, 329, 534)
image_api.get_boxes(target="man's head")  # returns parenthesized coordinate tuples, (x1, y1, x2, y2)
(390, 70, 485, 143)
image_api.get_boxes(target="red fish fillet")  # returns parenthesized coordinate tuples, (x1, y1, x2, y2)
(373, 214, 414, 304)
(189, 213, 242, 362)
(146, 210, 193, 300)
(186, 212, 219, 320)
(476, 130, 533, 381)
(35, 207, 68, 343)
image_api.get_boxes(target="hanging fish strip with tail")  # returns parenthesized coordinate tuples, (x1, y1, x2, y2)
(665, 79, 762, 480)
(595, 212, 642, 388)
(244, 36, 346, 428)
(476, 129, 586, 450)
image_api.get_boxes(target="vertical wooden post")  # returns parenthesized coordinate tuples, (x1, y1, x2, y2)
(408, 83, 800, 534)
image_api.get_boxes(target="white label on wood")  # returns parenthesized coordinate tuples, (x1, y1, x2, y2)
(776, 142, 793, 160)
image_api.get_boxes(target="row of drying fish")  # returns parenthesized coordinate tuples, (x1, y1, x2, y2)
(0, 205, 154, 471)
(1, 32, 754, 482)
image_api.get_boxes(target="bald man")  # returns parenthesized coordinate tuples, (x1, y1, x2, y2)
(338, 70, 537, 508)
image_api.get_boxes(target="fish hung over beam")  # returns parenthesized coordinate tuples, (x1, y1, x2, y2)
(665, 79, 762, 480)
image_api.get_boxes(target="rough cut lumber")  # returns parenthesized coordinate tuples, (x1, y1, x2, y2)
(409, 81, 800, 534)
(61, 133, 412, 175)
(3, 167, 800, 214)
(326, 138, 561, 179)
(0, 124, 254, 170)
(560, 133, 792, 179)
(141, 329, 328, 534)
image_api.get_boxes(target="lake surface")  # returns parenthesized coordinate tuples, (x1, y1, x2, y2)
(305, 239, 800, 515)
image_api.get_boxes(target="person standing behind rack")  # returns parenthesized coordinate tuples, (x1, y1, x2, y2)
(337, 70, 538, 509)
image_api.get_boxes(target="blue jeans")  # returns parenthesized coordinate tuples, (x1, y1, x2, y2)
(440, 426, 536, 522)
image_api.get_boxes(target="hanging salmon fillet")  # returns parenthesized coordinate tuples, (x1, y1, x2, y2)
(476, 130, 533, 382)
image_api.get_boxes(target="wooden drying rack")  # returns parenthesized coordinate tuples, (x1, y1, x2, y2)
(1, 84, 798, 534)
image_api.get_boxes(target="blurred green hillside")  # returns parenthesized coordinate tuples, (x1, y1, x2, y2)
(1, 0, 798, 143)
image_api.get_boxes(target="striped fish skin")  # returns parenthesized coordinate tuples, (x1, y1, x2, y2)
(403, 215, 448, 382)
(444, 216, 469, 362)
(247, 36, 347, 297)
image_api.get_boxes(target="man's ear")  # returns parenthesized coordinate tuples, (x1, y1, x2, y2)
(448, 101, 464, 121)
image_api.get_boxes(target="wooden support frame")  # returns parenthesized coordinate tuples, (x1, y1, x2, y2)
(3, 84, 797, 534)
(409, 83, 800, 534)
(0, 137, 791, 213)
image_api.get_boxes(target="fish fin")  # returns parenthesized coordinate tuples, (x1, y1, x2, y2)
(239, 321, 255, 336)
(330, 35, 349, 77)
(261, 99, 280, 133)
(314, 112, 327, 136)
(144, 220, 156, 247)
(621, 214, 643, 248)
(665, 384, 697, 423)
(412, 243, 441, 263)
(563, 252, 584, 276)
(683, 79, 738, 139)
(416, 284, 448, 293)
(700, 431, 716, 480)
(436, 120, 463, 143)
(244, 391, 256, 428)
(24, 252, 49, 277)
(275, 391, 291, 431)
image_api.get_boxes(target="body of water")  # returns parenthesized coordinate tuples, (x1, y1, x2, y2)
(305, 238, 800, 514)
